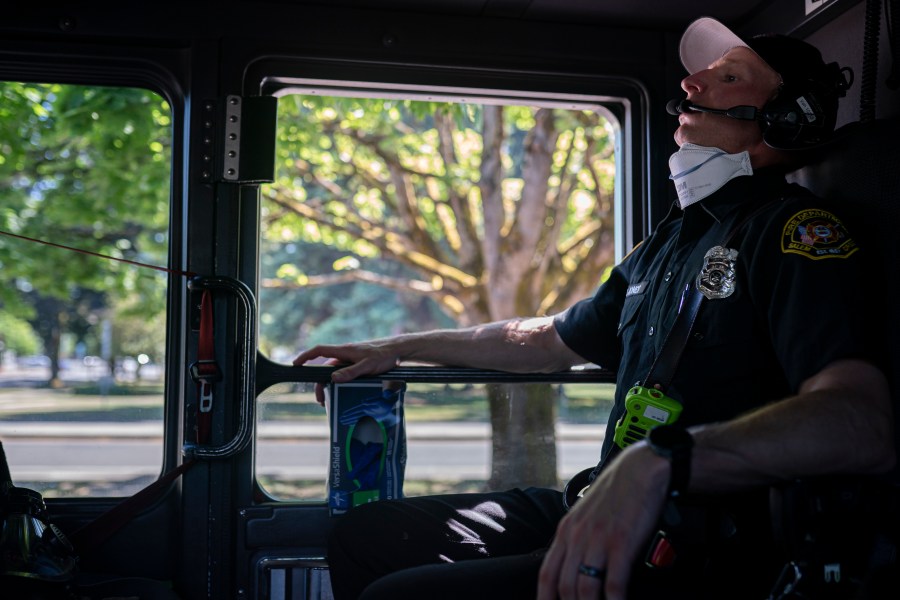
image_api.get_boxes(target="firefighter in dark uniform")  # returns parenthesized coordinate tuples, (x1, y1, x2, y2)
(294, 17, 895, 600)
(558, 172, 871, 465)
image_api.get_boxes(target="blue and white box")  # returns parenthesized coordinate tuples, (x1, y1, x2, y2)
(326, 381, 407, 516)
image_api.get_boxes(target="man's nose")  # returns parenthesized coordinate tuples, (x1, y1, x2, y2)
(681, 70, 705, 95)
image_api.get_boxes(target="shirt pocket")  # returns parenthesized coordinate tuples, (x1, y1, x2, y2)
(617, 294, 645, 340)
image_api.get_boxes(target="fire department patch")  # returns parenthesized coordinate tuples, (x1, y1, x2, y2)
(781, 209, 858, 260)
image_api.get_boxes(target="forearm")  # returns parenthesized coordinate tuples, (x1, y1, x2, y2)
(373, 316, 585, 373)
(293, 315, 588, 383)
(688, 359, 895, 493)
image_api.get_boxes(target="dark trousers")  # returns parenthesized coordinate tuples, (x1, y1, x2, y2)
(327, 487, 564, 599)
(327, 487, 779, 600)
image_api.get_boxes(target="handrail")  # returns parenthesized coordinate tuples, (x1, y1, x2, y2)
(255, 353, 615, 393)
(183, 276, 257, 459)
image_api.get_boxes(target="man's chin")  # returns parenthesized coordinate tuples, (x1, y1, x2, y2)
(674, 128, 693, 148)
(675, 127, 718, 150)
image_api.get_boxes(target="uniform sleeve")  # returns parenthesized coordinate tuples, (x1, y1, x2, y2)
(553, 261, 630, 370)
(744, 200, 885, 391)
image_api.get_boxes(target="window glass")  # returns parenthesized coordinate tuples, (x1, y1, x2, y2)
(257, 89, 619, 499)
(0, 82, 171, 498)
(257, 381, 614, 501)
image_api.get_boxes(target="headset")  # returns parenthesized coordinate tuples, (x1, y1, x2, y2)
(668, 63, 854, 149)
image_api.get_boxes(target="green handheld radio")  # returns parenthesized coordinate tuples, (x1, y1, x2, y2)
(613, 385, 683, 449)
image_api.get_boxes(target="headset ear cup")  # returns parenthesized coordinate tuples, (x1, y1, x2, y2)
(760, 94, 802, 148)
(761, 81, 838, 149)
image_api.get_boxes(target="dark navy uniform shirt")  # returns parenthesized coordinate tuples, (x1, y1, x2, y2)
(555, 170, 879, 461)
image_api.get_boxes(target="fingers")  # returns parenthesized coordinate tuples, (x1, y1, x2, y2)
(331, 353, 397, 383)
(330, 363, 360, 383)
(293, 342, 400, 404)
(568, 534, 606, 600)
(292, 345, 329, 366)
(314, 382, 326, 406)
(538, 511, 607, 600)
(602, 542, 632, 600)
(536, 533, 565, 600)
(293, 345, 393, 380)
(576, 569, 604, 600)
(293, 352, 342, 406)
(576, 564, 606, 600)
(538, 445, 674, 599)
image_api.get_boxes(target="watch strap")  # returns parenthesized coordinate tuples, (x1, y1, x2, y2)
(648, 425, 693, 498)
(666, 444, 691, 498)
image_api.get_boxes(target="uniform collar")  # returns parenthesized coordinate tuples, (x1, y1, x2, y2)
(690, 168, 788, 223)
(656, 169, 789, 245)
(656, 169, 789, 236)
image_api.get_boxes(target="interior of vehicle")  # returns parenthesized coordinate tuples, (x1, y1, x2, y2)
(0, 0, 898, 598)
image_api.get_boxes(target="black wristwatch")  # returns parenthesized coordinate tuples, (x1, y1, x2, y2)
(647, 425, 694, 498)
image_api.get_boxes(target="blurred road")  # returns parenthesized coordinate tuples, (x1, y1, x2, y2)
(0, 421, 605, 482)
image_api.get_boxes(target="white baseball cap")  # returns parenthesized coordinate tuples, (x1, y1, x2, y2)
(679, 17, 751, 75)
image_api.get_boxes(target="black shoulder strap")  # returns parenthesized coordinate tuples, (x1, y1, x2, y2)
(642, 198, 781, 393)
(643, 283, 705, 391)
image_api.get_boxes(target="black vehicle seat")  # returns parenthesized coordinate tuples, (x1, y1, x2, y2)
(788, 118, 900, 463)
(775, 118, 900, 598)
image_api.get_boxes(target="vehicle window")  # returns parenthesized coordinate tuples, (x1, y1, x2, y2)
(257, 381, 614, 501)
(257, 89, 620, 500)
(0, 82, 172, 498)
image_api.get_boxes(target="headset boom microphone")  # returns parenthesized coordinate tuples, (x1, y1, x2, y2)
(666, 98, 759, 121)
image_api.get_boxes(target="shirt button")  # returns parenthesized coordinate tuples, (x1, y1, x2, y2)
(648, 326, 655, 336)
(664, 272, 672, 282)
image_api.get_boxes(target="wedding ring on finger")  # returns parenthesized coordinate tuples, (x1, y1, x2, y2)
(578, 563, 605, 579)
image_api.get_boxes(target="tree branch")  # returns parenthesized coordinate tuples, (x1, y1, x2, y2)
(539, 227, 615, 314)
(385, 160, 445, 262)
(433, 109, 482, 270)
(261, 268, 469, 318)
(479, 105, 505, 276)
(264, 188, 478, 288)
(327, 121, 449, 265)
(532, 124, 578, 295)
(262, 269, 434, 293)
(513, 108, 557, 257)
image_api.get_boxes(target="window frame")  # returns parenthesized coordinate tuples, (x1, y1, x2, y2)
(245, 57, 646, 502)
(250, 57, 649, 258)
(0, 39, 189, 502)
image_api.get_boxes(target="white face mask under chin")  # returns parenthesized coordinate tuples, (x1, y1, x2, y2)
(669, 144, 753, 209)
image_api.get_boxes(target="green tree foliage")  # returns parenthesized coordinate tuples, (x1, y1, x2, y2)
(262, 95, 617, 488)
(262, 96, 616, 337)
(0, 82, 171, 379)
(258, 239, 455, 361)
(0, 313, 41, 356)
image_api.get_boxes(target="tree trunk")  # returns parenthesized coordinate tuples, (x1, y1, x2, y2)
(48, 311, 63, 389)
(487, 382, 558, 489)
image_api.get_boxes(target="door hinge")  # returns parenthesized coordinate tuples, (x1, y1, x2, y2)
(197, 95, 277, 184)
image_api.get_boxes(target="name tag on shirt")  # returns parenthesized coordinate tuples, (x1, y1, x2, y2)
(625, 281, 648, 297)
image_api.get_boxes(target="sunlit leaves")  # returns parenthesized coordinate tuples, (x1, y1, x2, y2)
(506, 105, 536, 131)
(262, 91, 617, 347)
(0, 81, 172, 360)
(332, 256, 360, 271)
(275, 263, 309, 286)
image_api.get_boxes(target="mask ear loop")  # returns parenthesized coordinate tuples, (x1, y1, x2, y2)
(668, 150, 726, 181)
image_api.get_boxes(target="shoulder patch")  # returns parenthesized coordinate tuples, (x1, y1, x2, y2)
(781, 209, 858, 260)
